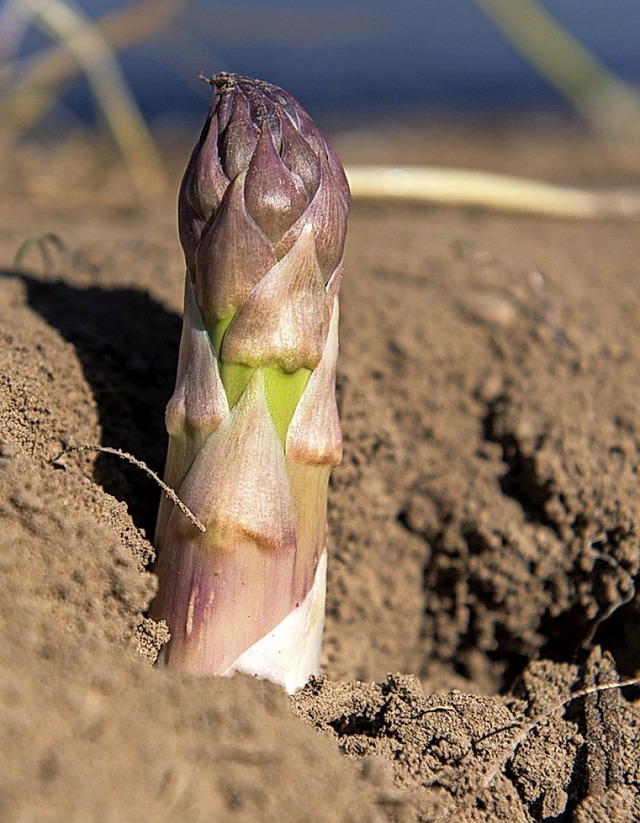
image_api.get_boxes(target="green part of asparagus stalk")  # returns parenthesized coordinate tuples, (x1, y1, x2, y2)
(152, 73, 350, 692)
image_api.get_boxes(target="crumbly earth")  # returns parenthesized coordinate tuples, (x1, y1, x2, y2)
(1, 121, 639, 822)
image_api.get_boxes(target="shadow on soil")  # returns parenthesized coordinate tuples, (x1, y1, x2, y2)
(20, 272, 181, 536)
(10, 270, 640, 687)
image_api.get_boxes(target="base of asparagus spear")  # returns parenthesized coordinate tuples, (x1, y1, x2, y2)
(224, 550, 327, 693)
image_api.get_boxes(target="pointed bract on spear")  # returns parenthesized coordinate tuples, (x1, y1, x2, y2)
(151, 73, 350, 693)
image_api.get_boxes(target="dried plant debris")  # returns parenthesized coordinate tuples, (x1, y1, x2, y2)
(293, 656, 640, 821)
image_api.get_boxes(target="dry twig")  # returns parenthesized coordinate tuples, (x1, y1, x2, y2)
(51, 444, 206, 533)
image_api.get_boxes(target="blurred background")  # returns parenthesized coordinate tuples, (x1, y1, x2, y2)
(3, 0, 640, 199)
(4, 0, 640, 123)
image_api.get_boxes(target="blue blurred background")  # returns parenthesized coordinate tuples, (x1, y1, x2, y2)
(6, 0, 640, 128)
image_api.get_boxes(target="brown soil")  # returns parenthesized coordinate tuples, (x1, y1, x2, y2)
(1, 120, 639, 821)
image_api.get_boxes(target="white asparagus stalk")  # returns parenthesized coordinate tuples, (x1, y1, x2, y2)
(152, 73, 350, 692)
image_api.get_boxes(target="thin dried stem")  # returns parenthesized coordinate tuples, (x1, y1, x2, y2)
(472, 0, 640, 135)
(52, 444, 206, 533)
(13, 0, 167, 201)
(1, 0, 184, 131)
(14, 232, 65, 277)
(479, 676, 640, 792)
(346, 165, 640, 219)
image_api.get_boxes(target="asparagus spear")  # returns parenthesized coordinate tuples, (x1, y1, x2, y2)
(152, 73, 350, 692)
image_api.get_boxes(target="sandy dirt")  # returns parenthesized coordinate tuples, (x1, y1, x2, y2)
(1, 120, 639, 821)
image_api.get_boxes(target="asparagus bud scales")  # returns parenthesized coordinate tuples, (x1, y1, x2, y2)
(152, 73, 350, 692)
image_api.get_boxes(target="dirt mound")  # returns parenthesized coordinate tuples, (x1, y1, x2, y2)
(1, 123, 639, 821)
